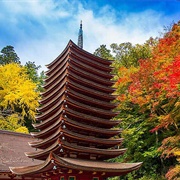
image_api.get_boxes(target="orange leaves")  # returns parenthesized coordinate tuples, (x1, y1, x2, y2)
(115, 66, 139, 87)
(128, 23, 180, 114)
(165, 165, 180, 180)
(158, 135, 180, 180)
(153, 23, 180, 65)
(117, 94, 126, 102)
(150, 114, 175, 133)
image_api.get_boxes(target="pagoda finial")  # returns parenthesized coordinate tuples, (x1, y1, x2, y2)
(78, 20, 83, 49)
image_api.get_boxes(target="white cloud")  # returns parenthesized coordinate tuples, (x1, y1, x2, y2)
(78, 8, 165, 53)
(1, 0, 70, 18)
(0, 0, 178, 72)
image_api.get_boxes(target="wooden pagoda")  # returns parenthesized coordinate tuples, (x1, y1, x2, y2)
(10, 40, 142, 180)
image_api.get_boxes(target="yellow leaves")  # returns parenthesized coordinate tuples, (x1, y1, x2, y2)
(122, 128, 136, 137)
(0, 113, 28, 133)
(174, 150, 180, 157)
(15, 126, 29, 134)
(175, 101, 180, 107)
(0, 63, 40, 120)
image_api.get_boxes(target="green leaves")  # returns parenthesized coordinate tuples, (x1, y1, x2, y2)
(94, 44, 114, 60)
(0, 45, 21, 65)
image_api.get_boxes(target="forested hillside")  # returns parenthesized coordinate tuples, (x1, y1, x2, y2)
(96, 22, 179, 180)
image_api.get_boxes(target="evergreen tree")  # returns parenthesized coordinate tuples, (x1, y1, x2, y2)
(0, 45, 21, 65)
(94, 44, 114, 60)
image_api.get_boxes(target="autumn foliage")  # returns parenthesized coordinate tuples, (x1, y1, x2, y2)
(0, 63, 40, 133)
(115, 22, 180, 179)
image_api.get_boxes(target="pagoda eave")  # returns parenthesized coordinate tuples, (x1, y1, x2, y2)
(68, 72, 115, 93)
(29, 129, 123, 150)
(45, 40, 72, 69)
(64, 108, 121, 128)
(25, 139, 127, 160)
(66, 89, 117, 109)
(61, 129, 124, 148)
(69, 57, 114, 79)
(68, 63, 114, 86)
(30, 120, 61, 138)
(10, 153, 142, 178)
(63, 117, 122, 138)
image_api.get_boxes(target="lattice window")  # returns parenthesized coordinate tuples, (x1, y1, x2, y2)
(60, 176, 64, 180)
(69, 176, 76, 180)
(93, 177, 99, 180)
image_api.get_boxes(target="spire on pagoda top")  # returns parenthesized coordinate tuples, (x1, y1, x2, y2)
(78, 20, 83, 49)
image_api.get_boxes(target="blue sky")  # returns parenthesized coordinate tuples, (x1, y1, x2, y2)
(0, 0, 179, 71)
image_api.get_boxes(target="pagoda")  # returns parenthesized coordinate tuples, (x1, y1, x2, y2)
(9, 23, 142, 180)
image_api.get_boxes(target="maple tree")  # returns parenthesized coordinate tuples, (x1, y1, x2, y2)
(114, 22, 180, 179)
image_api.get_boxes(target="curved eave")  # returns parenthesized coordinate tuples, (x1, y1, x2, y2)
(40, 75, 67, 99)
(46, 40, 113, 71)
(37, 87, 65, 112)
(42, 69, 67, 92)
(70, 44, 113, 67)
(63, 129, 123, 147)
(70, 57, 114, 79)
(45, 51, 69, 77)
(64, 117, 122, 137)
(69, 62, 114, 86)
(9, 153, 53, 176)
(31, 120, 61, 138)
(70, 50, 113, 72)
(46, 40, 72, 69)
(33, 115, 121, 137)
(10, 153, 142, 177)
(57, 155, 142, 177)
(43, 61, 68, 89)
(68, 71, 115, 93)
(36, 97, 65, 120)
(68, 80, 116, 101)
(67, 89, 117, 109)
(25, 139, 61, 160)
(39, 78, 67, 104)
(65, 108, 121, 128)
(33, 108, 63, 129)
(25, 139, 126, 160)
(29, 128, 61, 149)
(62, 141, 127, 160)
(66, 97, 118, 118)
(29, 127, 122, 149)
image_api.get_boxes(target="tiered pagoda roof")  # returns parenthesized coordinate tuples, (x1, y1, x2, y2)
(10, 40, 142, 179)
